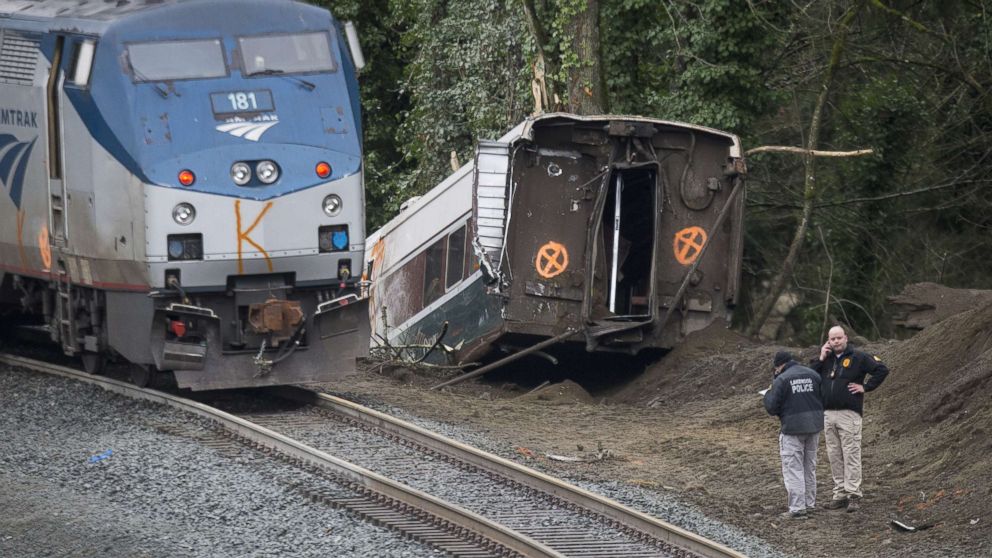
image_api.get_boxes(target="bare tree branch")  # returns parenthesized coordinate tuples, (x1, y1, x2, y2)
(746, 145, 874, 157)
(814, 180, 988, 207)
(748, 4, 861, 338)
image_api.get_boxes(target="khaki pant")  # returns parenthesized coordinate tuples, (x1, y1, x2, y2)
(824, 409, 863, 500)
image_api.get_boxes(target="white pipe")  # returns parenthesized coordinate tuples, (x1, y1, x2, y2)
(609, 173, 622, 313)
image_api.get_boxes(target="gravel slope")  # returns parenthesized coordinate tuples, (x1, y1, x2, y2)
(0, 364, 438, 558)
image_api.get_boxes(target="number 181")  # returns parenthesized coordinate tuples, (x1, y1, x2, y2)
(227, 92, 258, 110)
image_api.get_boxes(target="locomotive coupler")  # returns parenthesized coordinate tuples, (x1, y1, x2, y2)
(247, 298, 304, 347)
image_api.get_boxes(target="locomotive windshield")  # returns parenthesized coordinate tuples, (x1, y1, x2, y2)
(127, 39, 227, 81)
(239, 32, 336, 76)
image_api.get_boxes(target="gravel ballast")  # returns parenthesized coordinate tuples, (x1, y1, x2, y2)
(328, 389, 790, 558)
(0, 364, 438, 558)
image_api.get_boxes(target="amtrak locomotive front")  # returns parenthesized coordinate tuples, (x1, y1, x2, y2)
(0, 0, 370, 389)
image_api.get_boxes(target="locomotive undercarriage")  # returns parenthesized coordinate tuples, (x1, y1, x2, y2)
(5, 273, 110, 374)
(3, 271, 369, 390)
(151, 273, 369, 390)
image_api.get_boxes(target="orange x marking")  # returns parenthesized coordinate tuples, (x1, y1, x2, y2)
(535, 241, 569, 279)
(673, 226, 707, 266)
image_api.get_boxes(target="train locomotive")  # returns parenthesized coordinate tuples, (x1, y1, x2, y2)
(366, 114, 745, 367)
(0, 0, 370, 389)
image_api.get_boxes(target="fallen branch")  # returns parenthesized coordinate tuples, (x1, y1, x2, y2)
(365, 359, 480, 373)
(745, 145, 874, 157)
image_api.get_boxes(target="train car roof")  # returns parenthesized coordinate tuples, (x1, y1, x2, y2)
(0, 0, 313, 33)
(521, 113, 742, 158)
(368, 113, 743, 246)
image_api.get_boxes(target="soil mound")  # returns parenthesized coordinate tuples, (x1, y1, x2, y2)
(517, 379, 596, 405)
(887, 282, 992, 334)
(876, 298, 992, 431)
(606, 320, 770, 406)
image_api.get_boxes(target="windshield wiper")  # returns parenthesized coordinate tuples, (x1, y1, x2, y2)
(129, 66, 176, 98)
(246, 68, 316, 91)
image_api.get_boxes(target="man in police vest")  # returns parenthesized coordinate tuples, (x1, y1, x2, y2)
(763, 351, 823, 519)
(811, 325, 889, 512)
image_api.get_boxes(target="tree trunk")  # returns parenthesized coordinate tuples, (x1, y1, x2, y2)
(566, 0, 606, 114)
(521, 0, 559, 110)
(747, 5, 861, 338)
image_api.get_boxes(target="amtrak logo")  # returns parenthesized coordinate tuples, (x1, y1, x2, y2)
(215, 114, 279, 142)
(0, 134, 37, 209)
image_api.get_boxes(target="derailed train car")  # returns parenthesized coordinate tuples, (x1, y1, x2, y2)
(366, 113, 745, 365)
(0, 0, 369, 389)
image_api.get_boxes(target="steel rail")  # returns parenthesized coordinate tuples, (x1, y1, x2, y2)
(272, 385, 748, 558)
(0, 354, 562, 558)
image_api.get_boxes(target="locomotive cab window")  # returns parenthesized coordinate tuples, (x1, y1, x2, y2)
(66, 39, 96, 88)
(239, 32, 336, 76)
(127, 39, 227, 82)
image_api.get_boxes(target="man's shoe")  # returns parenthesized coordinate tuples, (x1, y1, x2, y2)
(824, 498, 848, 510)
(779, 510, 808, 520)
(846, 497, 861, 512)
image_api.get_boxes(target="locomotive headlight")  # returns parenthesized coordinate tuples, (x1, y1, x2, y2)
(231, 162, 252, 185)
(256, 160, 279, 184)
(322, 194, 342, 217)
(172, 203, 197, 226)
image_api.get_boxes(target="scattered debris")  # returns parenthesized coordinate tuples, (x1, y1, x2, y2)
(891, 519, 917, 532)
(546, 453, 586, 462)
(517, 380, 595, 405)
(546, 441, 615, 462)
(525, 380, 551, 395)
(87, 449, 113, 463)
(514, 446, 537, 460)
(890, 519, 934, 532)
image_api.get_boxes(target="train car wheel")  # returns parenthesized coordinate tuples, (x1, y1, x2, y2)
(81, 352, 106, 375)
(129, 364, 153, 387)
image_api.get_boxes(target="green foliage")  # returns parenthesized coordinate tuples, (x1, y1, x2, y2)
(741, 1, 992, 341)
(319, 0, 992, 342)
(602, 0, 789, 132)
(388, 0, 532, 208)
(545, 0, 587, 81)
(319, 0, 415, 229)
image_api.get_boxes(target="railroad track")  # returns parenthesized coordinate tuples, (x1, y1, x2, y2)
(0, 354, 551, 557)
(0, 353, 746, 558)
(244, 385, 746, 558)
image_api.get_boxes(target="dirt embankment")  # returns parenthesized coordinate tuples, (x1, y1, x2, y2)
(601, 298, 992, 557)
(337, 288, 992, 557)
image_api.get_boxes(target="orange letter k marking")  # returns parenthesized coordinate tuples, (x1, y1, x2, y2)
(235, 200, 274, 274)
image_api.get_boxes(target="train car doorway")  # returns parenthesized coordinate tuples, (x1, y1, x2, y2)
(596, 164, 658, 321)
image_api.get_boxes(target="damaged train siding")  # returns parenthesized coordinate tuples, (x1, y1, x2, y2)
(366, 113, 745, 363)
